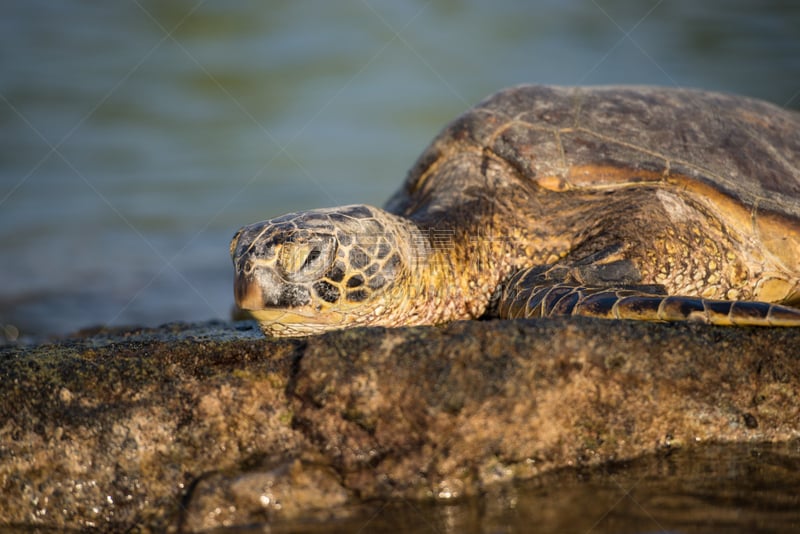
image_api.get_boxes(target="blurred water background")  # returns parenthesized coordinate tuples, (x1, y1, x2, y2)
(1, 0, 799, 338)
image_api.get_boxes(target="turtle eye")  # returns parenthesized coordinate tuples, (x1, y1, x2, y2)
(301, 248, 322, 268)
(278, 235, 336, 281)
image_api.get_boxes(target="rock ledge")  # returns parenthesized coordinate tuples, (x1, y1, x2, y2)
(1, 318, 798, 530)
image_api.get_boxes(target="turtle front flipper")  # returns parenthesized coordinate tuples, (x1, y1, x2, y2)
(498, 268, 800, 326)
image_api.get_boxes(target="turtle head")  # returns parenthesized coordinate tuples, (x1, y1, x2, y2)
(230, 205, 418, 337)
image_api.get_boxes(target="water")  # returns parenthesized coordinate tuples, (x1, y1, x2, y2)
(1, 0, 799, 337)
(270, 442, 800, 533)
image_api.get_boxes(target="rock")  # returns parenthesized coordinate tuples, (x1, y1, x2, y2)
(0, 318, 798, 531)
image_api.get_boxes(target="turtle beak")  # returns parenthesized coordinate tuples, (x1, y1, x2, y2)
(234, 255, 272, 310)
(234, 272, 264, 310)
(234, 259, 311, 310)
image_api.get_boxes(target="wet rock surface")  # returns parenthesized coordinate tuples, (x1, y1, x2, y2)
(1, 318, 799, 531)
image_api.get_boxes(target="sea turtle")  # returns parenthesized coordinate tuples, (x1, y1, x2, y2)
(230, 85, 800, 337)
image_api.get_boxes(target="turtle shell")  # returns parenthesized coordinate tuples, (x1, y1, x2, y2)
(388, 85, 800, 276)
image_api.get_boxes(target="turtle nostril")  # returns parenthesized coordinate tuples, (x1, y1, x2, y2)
(243, 260, 254, 275)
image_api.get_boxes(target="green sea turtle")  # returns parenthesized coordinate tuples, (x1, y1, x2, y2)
(231, 85, 800, 337)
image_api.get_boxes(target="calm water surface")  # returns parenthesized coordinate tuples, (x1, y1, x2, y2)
(1, 1, 799, 337)
(263, 442, 800, 533)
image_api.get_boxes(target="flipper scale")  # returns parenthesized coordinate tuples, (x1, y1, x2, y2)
(499, 281, 800, 326)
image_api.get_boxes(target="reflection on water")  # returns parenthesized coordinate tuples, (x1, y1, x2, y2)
(268, 442, 800, 534)
(1, 1, 799, 336)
